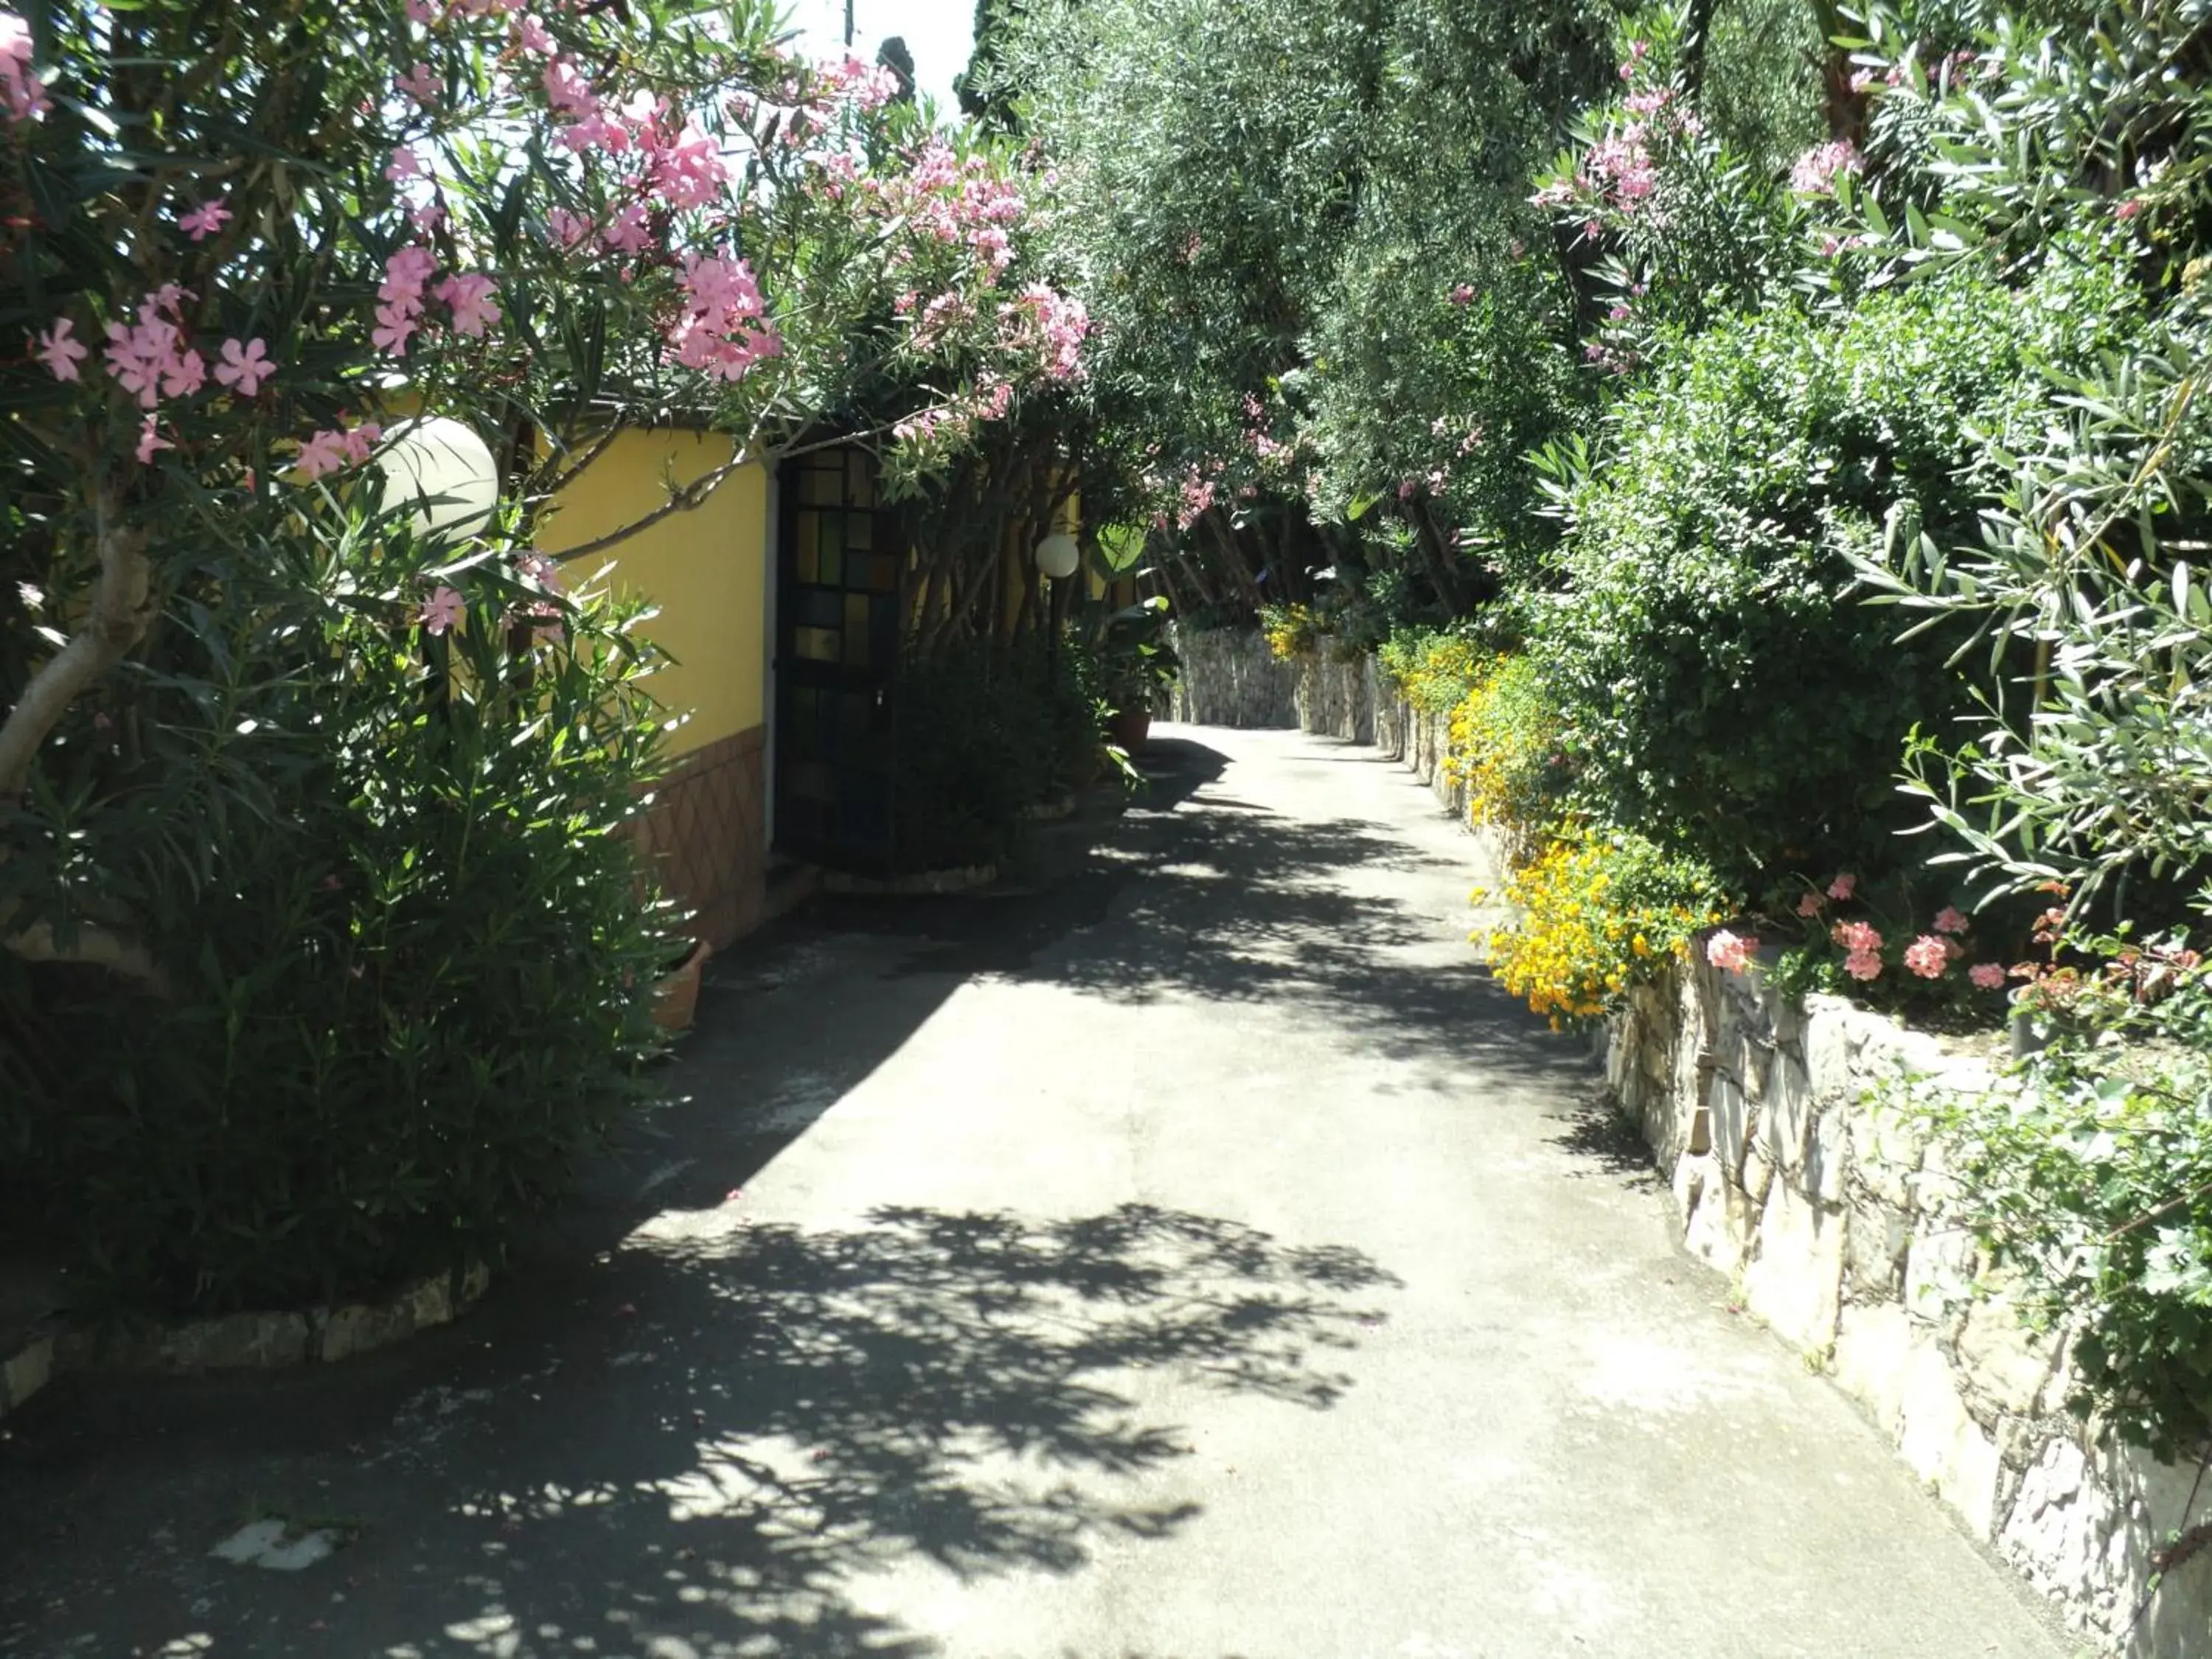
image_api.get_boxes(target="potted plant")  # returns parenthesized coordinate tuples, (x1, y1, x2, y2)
(1098, 596, 1180, 755)
(653, 936, 712, 1034)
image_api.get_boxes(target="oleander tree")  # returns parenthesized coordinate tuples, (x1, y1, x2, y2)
(0, 0, 1090, 985)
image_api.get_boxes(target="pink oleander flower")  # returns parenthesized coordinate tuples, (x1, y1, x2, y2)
(1969, 963, 2008, 991)
(1844, 948, 1883, 982)
(410, 201, 448, 234)
(417, 585, 465, 636)
(1, 10, 48, 122)
(1795, 890, 1824, 918)
(2116, 198, 2145, 221)
(1827, 873, 1857, 900)
(1832, 919, 1882, 955)
(338, 422, 382, 466)
(178, 199, 232, 242)
(434, 272, 501, 338)
(1790, 139, 1863, 196)
(516, 550, 565, 591)
(213, 336, 274, 397)
(405, 0, 439, 21)
(296, 428, 349, 481)
(512, 13, 554, 54)
(1903, 935, 1950, 980)
(386, 145, 424, 182)
(1933, 906, 1969, 936)
(398, 62, 440, 108)
(32, 318, 86, 381)
(1706, 930, 1758, 974)
(134, 415, 172, 466)
(1450, 283, 1475, 306)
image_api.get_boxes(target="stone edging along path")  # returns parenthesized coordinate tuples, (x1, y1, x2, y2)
(0, 1262, 490, 1422)
(1170, 633, 2212, 1658)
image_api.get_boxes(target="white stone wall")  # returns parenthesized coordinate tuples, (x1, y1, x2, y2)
(1602, 954, 2212, 1656)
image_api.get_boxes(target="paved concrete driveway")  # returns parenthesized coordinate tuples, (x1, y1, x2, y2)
(0, 726, 2074, 1658)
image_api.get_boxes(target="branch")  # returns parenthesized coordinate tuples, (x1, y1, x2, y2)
(546, 452, 753, 563)
(0, 491, 155, 803)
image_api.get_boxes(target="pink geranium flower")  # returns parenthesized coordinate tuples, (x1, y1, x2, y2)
(1795, 890, 1823, 918)
(1827, 873, 1857, 900)
(1844, 949, 1882, 981)
(1969, 963, 2008, 990)
(1933, 906, 1969, 936)
(1903, 935, 1951, 979)
(1832, 919, 1882, 954)
(1706, 930, 1758, 974)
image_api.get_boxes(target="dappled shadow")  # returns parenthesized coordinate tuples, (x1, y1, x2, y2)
(1545, 1091, 1661, 1192)
(792, 734, 1569, 1084)
(0, 1203, 1397, 1656)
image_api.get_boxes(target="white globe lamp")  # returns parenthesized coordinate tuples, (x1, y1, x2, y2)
(377, 417, 501, 543)
(1034, 532, 1081, 582)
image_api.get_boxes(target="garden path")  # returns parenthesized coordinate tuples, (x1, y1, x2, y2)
(0, 726, 2074, 1658)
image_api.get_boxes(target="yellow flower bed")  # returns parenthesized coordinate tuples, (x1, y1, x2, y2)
(1481, 830, 1731, 1031)
(1443, 653, 1562, 870)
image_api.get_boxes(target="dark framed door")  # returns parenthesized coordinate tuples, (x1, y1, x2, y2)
(773, 447, 902, 869)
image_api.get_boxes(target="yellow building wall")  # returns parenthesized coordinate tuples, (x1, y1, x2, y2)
(543, 430, 768, 759)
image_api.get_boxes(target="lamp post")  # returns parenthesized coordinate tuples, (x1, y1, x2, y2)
(1034, 531, 1079, 687)
(375, 417, 501, 546)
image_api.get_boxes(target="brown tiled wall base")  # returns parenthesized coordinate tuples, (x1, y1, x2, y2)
(632, 723, 768, 950)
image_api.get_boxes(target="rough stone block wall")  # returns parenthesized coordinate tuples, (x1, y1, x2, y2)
(1602, 956, 2212, 1656)
(1166, 624, 1300, 728)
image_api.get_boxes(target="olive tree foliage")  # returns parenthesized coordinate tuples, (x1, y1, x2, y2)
(1835, 0, 2212, 915)
(978, 0, 1615, 619)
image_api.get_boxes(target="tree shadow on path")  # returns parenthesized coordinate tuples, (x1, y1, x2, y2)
(1, 1202, 1399, 1658)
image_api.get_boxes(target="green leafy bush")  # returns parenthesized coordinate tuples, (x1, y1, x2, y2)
(1899, 923, 2212, 1458)
(1525, 256, 2140, 885)
(1, 522, 672, 1315)
(892, 633, 1099, 873)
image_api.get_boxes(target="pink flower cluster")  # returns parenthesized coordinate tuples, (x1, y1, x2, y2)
(296, 420, 383, 483)
(667, 253, 782, 381)
(1, 10, 46, 122)
(375, 247, 503, 356)
(1003, 283, 1089, 381)
(1790, 139, 1863, 196)
(816, 53, 900, 114)
(1832, 919, 1884, 981)
(1707, 930, 1759, 974)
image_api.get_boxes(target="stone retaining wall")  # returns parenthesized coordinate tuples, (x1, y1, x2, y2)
(1338, 681, 2212, 1653)
(1599, 960, 2212, 1655)
(1167, 625, 1300, 728)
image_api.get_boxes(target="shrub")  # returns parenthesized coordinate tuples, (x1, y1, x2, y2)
(1526, 255, 2140, 886)
(1260, 602, 1324, 661)
(1444, 654, 1570, 862)
(1896, 922, 2212, 1459)
(1481, 829, 1733, 1030)
(1377, 627, 1486, 715)
(1760, 869, 2017, 1015)
(892, 633, 1097, 874)
(0, 532, 672, 1315)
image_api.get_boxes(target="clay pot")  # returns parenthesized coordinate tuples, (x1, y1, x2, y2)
(652, 938, 712, 1034)
(1108, 706, 1153, 754)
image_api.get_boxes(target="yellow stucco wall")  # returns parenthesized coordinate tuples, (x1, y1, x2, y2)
(543, 430, 768, 758)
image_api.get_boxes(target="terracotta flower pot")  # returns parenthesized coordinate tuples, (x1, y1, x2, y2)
(652, 938, 712, 1035)
(1108, 706, 1153, 754)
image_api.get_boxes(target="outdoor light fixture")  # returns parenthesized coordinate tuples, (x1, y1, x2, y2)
(1034, 531, 1080, 581)
(377, 417, 501, 543)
